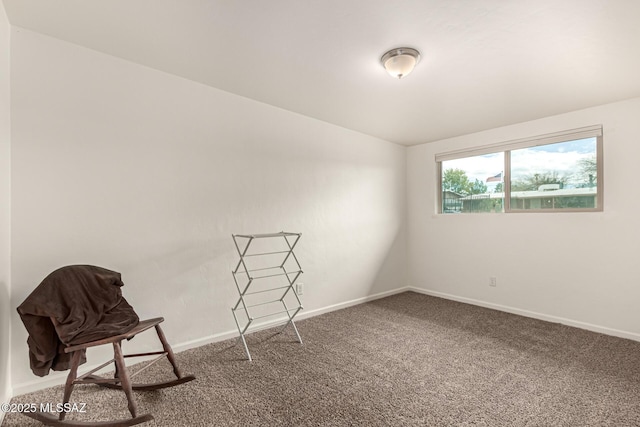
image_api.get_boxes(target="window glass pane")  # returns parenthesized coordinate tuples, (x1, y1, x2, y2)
(510, 137, 598, 210)
(441, 152, 504, 213)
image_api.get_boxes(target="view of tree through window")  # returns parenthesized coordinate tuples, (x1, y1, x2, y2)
(441, 152, 503, 213)
(438, 127, 602, 213)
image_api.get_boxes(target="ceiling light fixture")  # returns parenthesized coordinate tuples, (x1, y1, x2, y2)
(380, 47, 421, 79)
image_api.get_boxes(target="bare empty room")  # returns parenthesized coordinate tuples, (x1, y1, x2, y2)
(1, 1, 640, 426)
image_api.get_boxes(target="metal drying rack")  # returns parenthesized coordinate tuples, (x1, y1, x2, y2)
(231, 232, 303, 361)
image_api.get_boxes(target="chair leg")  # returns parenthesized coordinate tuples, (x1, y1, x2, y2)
(155, 324, 182, 379)
(113, 340, 138, 418)
(59, 350, 83, 421)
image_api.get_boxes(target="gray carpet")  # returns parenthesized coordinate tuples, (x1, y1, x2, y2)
(3, 291, 640, 426)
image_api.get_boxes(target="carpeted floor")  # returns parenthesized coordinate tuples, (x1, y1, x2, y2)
(3, 291, 640, 426)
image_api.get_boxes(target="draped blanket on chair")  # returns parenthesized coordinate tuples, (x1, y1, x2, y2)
(17, 265, 139, 376)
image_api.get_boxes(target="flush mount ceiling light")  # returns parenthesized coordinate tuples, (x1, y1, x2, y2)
(380, 47, 421, 79)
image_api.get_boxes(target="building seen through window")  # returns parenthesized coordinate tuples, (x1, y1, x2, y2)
(438, 127, 602, 213)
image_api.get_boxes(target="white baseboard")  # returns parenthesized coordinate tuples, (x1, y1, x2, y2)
(171, 286, 408, 354)
(407, 286, 640, 342)
(11, 370, 68, 397)
(0, 382, 10, 425)
(12, 287, 407, 396)
(0, 353, 11, 425)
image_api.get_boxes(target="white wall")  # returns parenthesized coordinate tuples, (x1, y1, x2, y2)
(9, 28, 406, 393)
(408, 97, 640, 340)
(0, 0, 12, 417)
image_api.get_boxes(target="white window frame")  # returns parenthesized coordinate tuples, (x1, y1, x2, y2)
(436, 125, 604, 213)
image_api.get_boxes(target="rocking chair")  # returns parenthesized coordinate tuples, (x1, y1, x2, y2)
(17, 265, 195, 426)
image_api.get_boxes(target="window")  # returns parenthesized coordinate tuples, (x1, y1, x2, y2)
(437, 126, 603, 213)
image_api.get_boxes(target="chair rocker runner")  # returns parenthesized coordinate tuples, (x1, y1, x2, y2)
(23, 317, 195, 427)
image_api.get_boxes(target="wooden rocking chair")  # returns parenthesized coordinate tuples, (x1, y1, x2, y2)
(24, 317, 195, 426)
(17, 265, 195, 426)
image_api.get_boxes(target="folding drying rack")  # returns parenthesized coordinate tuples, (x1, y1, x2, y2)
(231, 232, 304, 361)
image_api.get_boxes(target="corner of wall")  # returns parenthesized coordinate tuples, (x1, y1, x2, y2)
(0, 351, 11, 425)
(0, 0, 13, 417)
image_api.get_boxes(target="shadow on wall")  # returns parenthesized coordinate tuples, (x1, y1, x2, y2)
(367, 226, 406, 295)
(121, 237, 232, 288)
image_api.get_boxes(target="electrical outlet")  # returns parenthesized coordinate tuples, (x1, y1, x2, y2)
(296, 283, 304, 295)
(489, 277, 497, 287)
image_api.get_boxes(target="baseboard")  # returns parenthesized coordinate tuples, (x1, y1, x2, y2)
(0, 381, 11, 425)
(12, 287, 407, 396)
(407, 286, 640, 342)
(11, 370, 68, 397)
(171, 286, 409, 354)
(0, 349, 11, 424)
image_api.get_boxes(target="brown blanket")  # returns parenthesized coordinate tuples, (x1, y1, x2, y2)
(17, 265, 139, 376)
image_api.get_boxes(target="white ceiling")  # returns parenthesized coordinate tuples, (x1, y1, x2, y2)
(4, 0, 640, 146)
